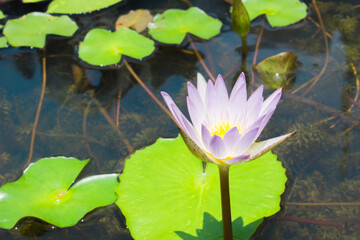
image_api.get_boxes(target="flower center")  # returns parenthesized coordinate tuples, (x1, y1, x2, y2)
(210, 122, 242, 138)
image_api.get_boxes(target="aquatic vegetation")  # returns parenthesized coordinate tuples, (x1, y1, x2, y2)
(229, 0, 307, 27)
(0, 157, 118, 229)
(116, 136, 287, 240)
(3, 12, 78, 48)
(46, 0, 124, 14)
(161, 73, 295, 166)
(243, 0, 307, 27)
(78, 28, 155, 66)
(115, 9, 153, 33)
(0, 10, 5, 20)
(148, 7, 222, 44)
(254, 52, 298, 91)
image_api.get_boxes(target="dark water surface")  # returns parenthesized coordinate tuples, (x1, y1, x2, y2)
(0, 0, 359, 239)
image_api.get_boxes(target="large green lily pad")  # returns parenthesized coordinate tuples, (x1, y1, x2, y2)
(243, 0, 307, 27)
(0, 157, 118, 229)
(47, 0, 123, 14)
(78, 28, 155, 66)
(148, 7, 222, 44)
(116, 136, 287, 240)
(3, 12, 78, 48)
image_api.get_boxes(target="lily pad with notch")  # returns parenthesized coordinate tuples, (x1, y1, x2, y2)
(46, 0, 124, 14)
(3, 12, 78, 48)
(116, 136, 287, 240)
(78, 28, 155, 66)
(148, 7, 222, 44)
(229, 0, 307, 27)
(243, 0, 307, 27)
(0, 156, 118, 229)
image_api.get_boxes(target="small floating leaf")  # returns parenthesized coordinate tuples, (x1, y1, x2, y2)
(47, 0, 124, 14)
(115, 9, 153, 33)
(148, 7, 222, 44)
(116, 136, 287, 240)
(3, 12, 78, 48)
(0, 37, 8, 48)
(0, 157, 118, 229)
(78, 28, 155, 66)
(254, 52, 297, 90)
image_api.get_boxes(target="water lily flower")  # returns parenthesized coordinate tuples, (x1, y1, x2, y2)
(161, 73, 295, 166)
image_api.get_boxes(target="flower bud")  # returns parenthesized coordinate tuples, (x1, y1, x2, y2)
(232, 0, 250, 37)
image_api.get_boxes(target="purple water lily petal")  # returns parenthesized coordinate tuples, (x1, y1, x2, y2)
(230, 73, 246, 100)
(232, 126, 260, 156)
(260, 88, 282, 116)
(214, 75, 229, 112)
(188, 82, 205, 108)
(161, 92, 183, 126)
(201, 124, 212, 151)
(247, 131, 296, 160)
(172, 104, 203, 148)
(222, 126, 241, 155)
(196, 73, 207, 102)
(205, 80, 217, 124)
(229, 82, 247, 124)
(255, 108, 276, 139)
(209, 135, 227, 159)
(187, 96, 204, 131)
(245, 85, 264, 127)
(223, 154, 250, 165)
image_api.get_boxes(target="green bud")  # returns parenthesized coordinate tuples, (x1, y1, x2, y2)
(232, 0, 250, 37)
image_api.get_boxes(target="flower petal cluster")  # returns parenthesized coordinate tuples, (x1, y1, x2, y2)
(161, 73, 295, 166)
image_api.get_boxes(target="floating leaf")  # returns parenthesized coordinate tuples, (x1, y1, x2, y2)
(115, 9, 153, 33)
(116, 136, 287, 240)
(47, 0, 124, 14)
(0, 37, 8, 48)
(0, 10, 5, 20)
(148, 7, 222, 44)
(228, 0, 307, 27)
(78, 28, 155, 66)
(3, 12, 78, 48)
(254, 52, 298, 91)
(0, 157, 118, 229)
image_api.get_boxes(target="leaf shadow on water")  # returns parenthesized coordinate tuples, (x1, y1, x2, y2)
(175, 212, 262, 240)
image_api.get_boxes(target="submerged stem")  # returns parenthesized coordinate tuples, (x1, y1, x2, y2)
(219, 165, 233, 240)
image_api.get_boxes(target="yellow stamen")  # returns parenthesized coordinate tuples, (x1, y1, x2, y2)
(210, 122, 242, 138)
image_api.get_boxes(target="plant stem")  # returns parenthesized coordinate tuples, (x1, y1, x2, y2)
(219, 165, 233, 240)
(241, 35, 247, 56)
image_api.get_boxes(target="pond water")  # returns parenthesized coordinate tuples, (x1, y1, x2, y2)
(0, 0, 359, 239)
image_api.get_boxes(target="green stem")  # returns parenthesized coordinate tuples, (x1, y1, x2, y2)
(219, 165, 233, 240)
(241, 35, 247, 56)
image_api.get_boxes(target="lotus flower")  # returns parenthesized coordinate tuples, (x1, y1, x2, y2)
(161, 73, 295, 166)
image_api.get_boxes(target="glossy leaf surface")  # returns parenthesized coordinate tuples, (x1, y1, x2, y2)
(148, 7, 222, 44)
(0, 157, 118, 229)
(47, 0, 124, 14)
(79, 28, 155, 66)
(3, 12, 78, 48)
